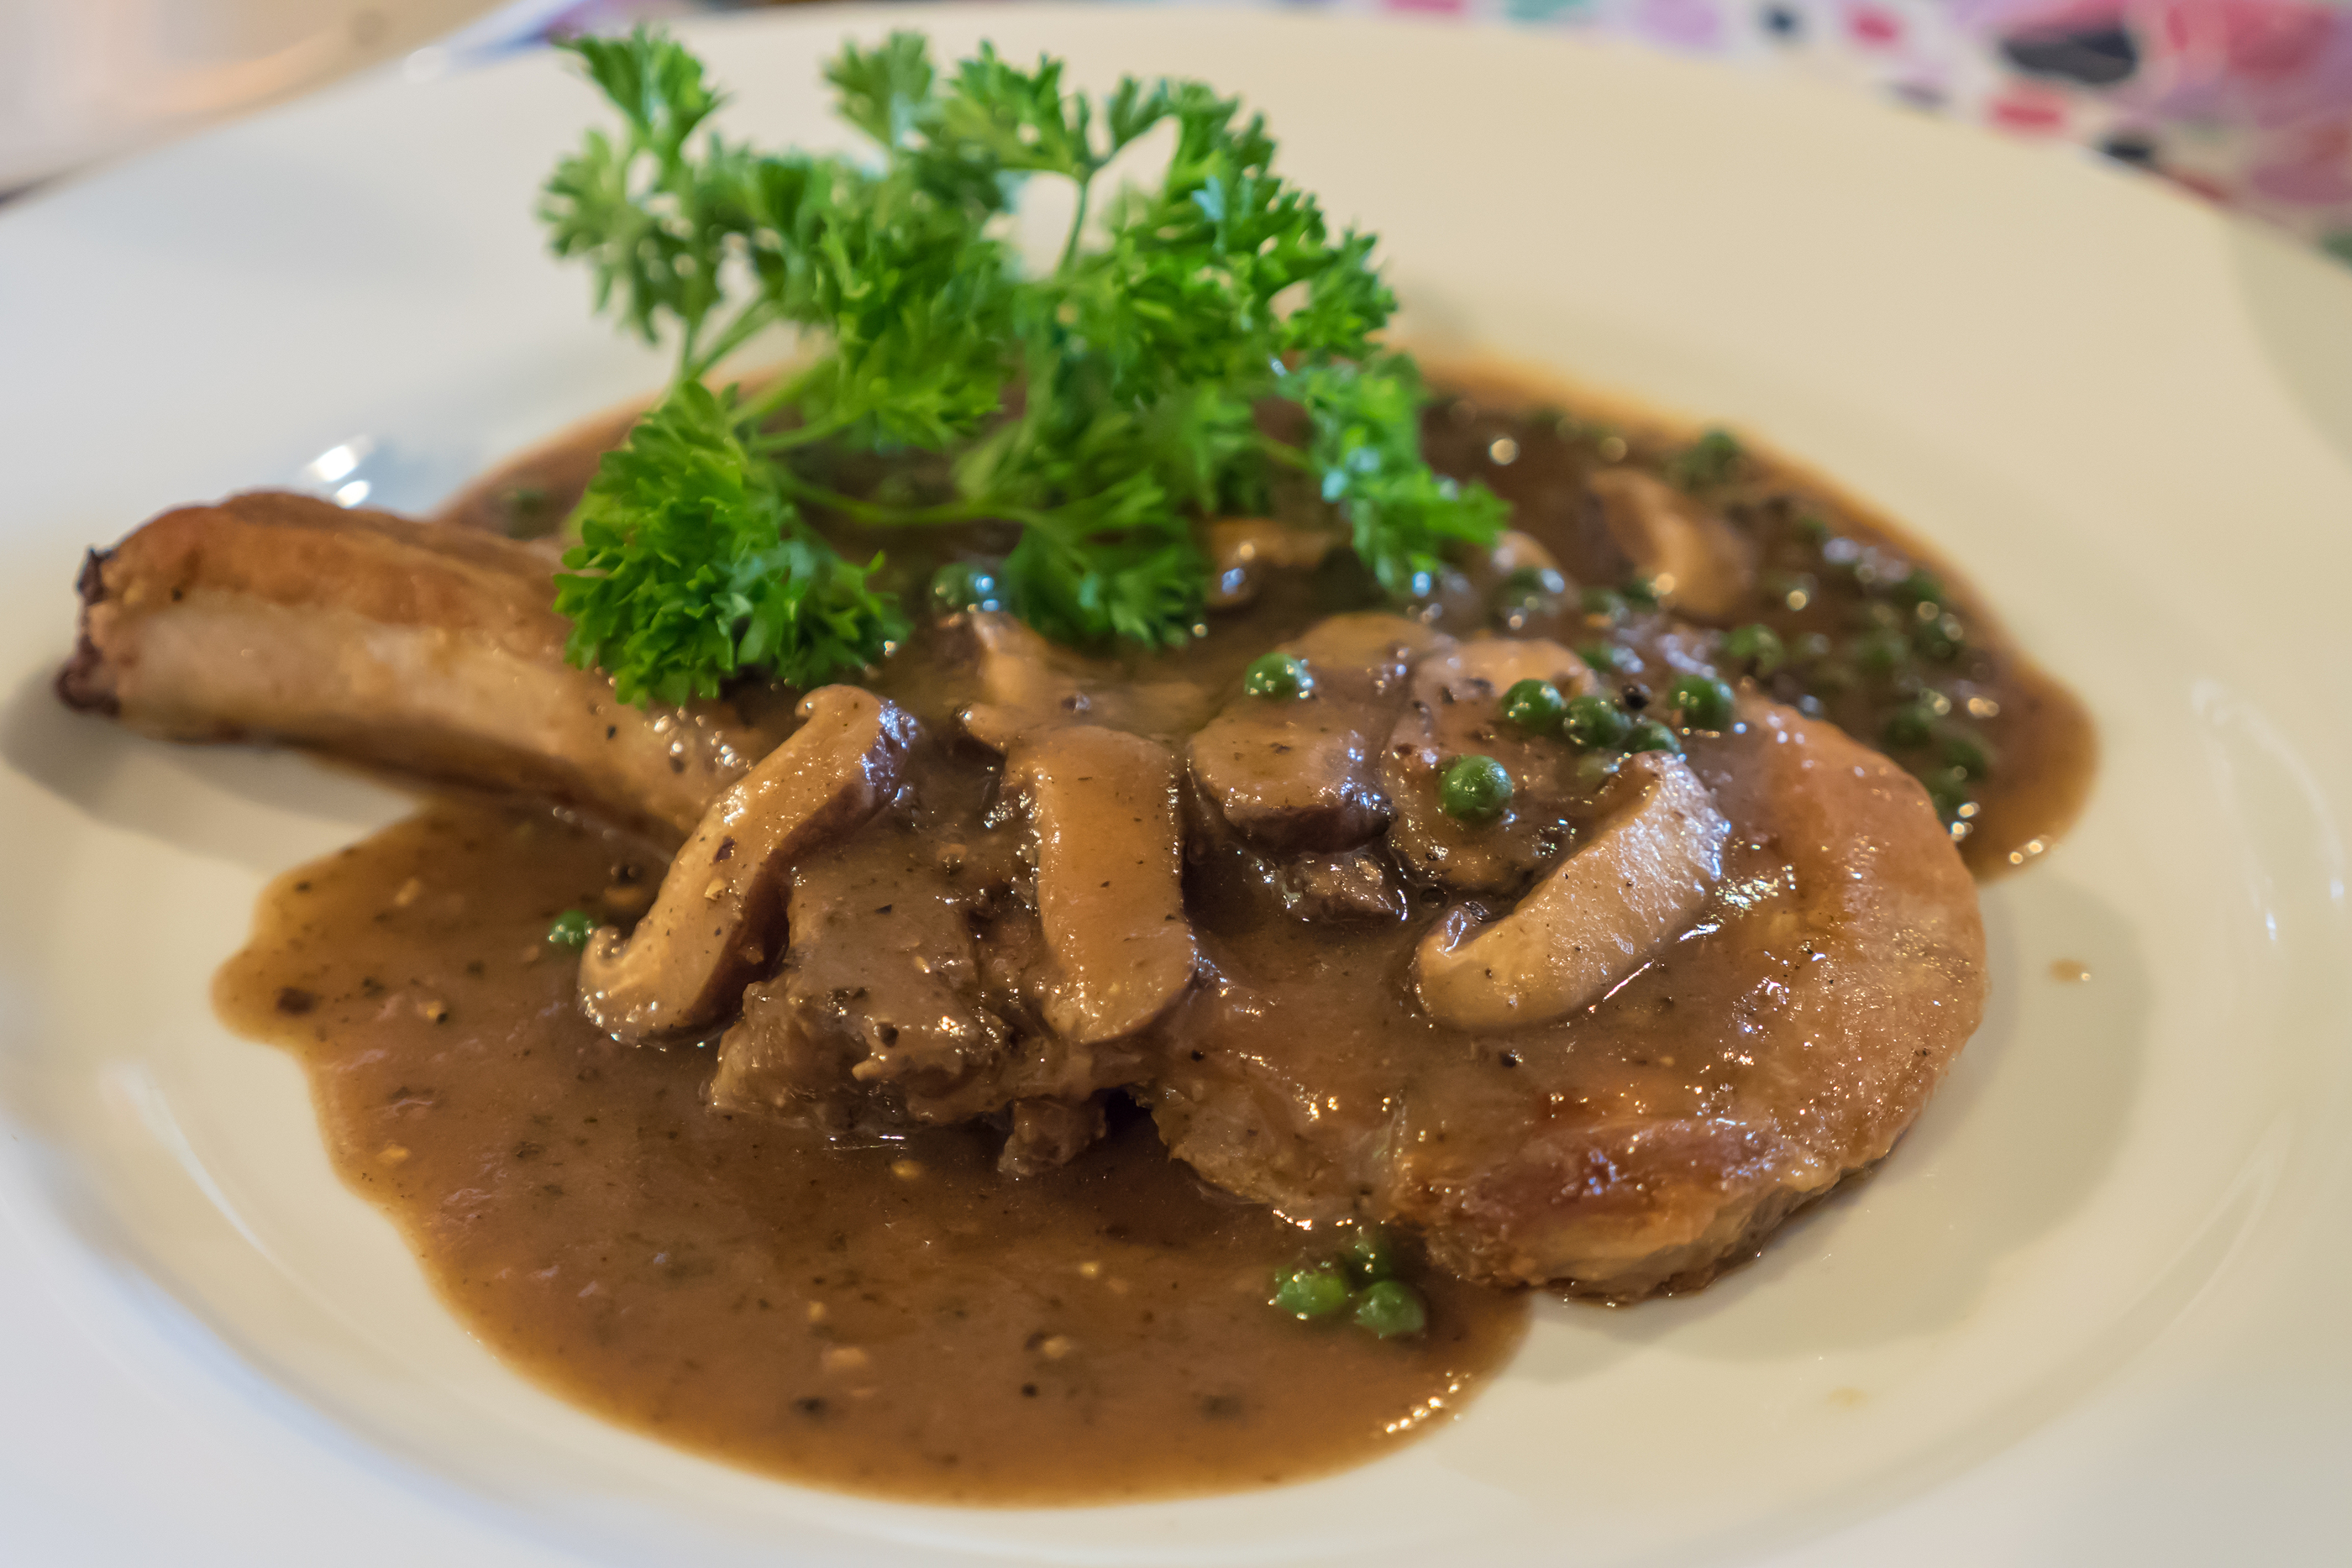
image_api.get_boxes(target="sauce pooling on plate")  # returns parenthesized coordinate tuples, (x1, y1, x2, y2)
(218, 801, 1528, 1503)
(200, 377, 2091, 1502)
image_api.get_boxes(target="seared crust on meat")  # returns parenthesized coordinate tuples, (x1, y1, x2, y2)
(1152, 698, 1985, 1299)
(1419, 707, 1982, 1295)
(60, 490, 759, 838)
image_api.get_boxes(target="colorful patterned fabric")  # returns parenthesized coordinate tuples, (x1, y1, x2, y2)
(1339, 0, 2352, 261)
(551, 0, 2352, 264)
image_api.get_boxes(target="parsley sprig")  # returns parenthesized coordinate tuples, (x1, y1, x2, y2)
(541, 28, 1504, 701)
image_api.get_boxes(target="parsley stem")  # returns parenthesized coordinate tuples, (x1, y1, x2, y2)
(770, 469, 1049, 531)
(682, 302, 784, 385)
(1257, 433, 1310, 471)
(746, 411, 856, 455)
(730, 358, 829, 432)
(1058, 170, 1095, 273)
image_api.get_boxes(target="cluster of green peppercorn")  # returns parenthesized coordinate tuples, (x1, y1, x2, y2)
(1242, 637, 1740, 829)
(1268, 1225, 1428, 1339)
(1724, 512, 1998, 830)
(1533, 420, 1998, 833)
(1438, 665, 1735, 825)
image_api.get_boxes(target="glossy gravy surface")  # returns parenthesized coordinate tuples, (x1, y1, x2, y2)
(217, 803, 1527, 1504)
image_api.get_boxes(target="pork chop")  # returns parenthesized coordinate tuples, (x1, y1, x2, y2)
(1152, 697, 1985, 1298)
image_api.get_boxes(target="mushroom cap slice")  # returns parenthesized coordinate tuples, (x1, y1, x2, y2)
(1201, 517, 1342, 609)
(1007, 726, 1199, 1046)
(1413, 752, 1731, 1030)
(1587, 468, 1758, 620)
(1188, 614, 1452, 854)
(944, 611, 1208, 753)
(578, 686, 915, 1041)
(1383, 637, 1600, 894)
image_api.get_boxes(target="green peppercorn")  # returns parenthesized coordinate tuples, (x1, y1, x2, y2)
(1351, 1279, 1428, 1339)
(1924, 769, 1973, 823)
(1940, 728, 1994, 780)
(1759, 571, 1817, 612)
(1625, 718, 1683, 756)
(1342, 1226, 1398, 1287)
(1270, 1266, 1352, 1319)
(1668, 427, 1744, 491)
(1440, 754, 1513, 821)
(498, 485, 554, 538)
(1244, 652, 1315, 700)
(1579, 586, 1629, 624)
(1667, 674, 1736, 731)
(1578, 641, 1637, 675)
(1502, 679, 1567, 737)
(1791, 631, 1835, 665)
(1574, 753, 1621, 791)
(1914, 612, 1966, 662)
(546, 910, 596, 950)
(1562, 693, 1632, 751)
(1859, 600, 1905, 631)
(1494, 566, 1567, 627)
(1851, 629, 1911, 677)
(1893, 568, 1945, 607)
(929, 560, 1003, 616)
(1882, 702, 1938, 748)
(1499, 565, 1567, 600)
(1620, 575, 1661, 610)
(1720, 623, 1784, 674)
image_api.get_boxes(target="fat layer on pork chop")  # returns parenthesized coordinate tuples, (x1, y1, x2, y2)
(59, 490, 760, 841)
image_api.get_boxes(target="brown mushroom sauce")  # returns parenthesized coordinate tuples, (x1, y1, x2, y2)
(218, 370, 2092, 1503)
(218, 805, 1519, 1504)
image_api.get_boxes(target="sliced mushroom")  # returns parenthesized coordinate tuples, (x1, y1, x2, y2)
(1189, 614, 1452, 854)
(1007, 726, 1198, 1045)
(1202, 517, 1342, 610)
(946, 611, 1208, 753)
(1413, 752, 1730, 1030)
(1384, 637, 1599, 894)
(1588, 469, 1757, 619)
(578, 686, 916, 1041)
(1458, 529, 1571, 601)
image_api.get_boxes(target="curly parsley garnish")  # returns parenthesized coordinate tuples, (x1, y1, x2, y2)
(541, 28, 1504, 701)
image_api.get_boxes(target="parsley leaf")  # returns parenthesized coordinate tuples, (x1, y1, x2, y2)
(541, 27, 1504, 702)
(554, 380, 904, 705)
(1294, 357, 1509, 599)
(541, 33, 749, 357)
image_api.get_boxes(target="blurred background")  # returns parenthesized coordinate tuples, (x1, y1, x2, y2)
(5, 0, 2351, 264)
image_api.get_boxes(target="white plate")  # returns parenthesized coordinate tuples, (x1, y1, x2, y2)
(2, 5, 2348, 1564)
